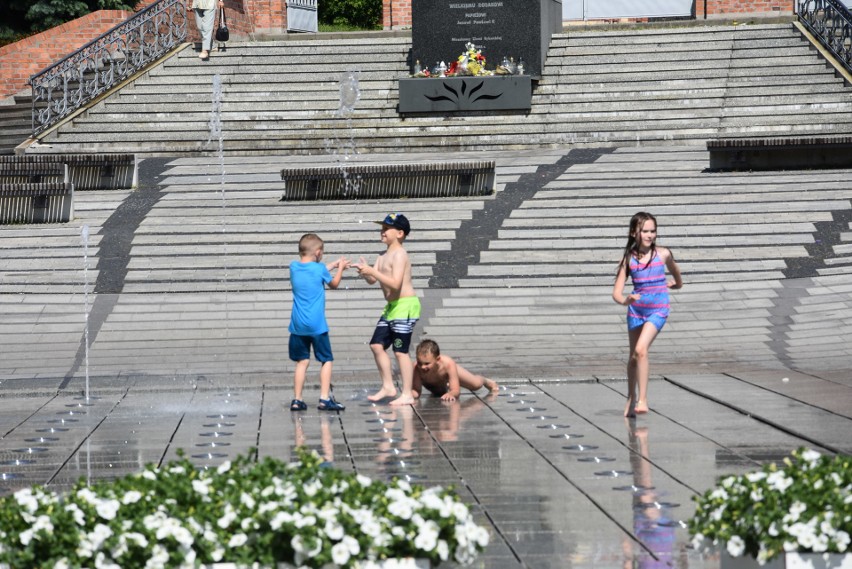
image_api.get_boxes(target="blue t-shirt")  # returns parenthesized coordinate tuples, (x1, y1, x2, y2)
(289, 261, 333, 335)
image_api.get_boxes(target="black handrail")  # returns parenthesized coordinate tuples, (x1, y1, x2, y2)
(29, 0, 188, 136)
(799, 0, 852, 76)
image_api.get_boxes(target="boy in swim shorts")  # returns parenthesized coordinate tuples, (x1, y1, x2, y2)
(354, 213, 421, 406)
(413, 339, 499, 401)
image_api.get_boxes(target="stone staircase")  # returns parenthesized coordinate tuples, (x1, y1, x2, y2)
(2, 148, 851, 380)
(0, 93, 32, 154)
(31, 23, 852, 156)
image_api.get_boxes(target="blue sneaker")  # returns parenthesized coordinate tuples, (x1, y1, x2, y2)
(318, 396, 345, 411)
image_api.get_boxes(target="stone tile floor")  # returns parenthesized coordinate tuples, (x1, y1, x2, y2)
(1, 369, 848, 568)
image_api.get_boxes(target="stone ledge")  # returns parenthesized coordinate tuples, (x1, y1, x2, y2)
(280, 160, 495, 201)
(707, 135, 852, 170)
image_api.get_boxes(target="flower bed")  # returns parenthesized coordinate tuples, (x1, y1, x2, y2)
(689, 448, 851, 565)
(0, 449, 489, 568)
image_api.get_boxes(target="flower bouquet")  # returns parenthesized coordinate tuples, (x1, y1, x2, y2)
(0, 448, 489, 568)
(447, 42, 490, 77)
(689, 448, 851, 566)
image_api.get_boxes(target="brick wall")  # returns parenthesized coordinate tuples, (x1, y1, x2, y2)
(384, 0, 412, 29)
(0, 10, 133, 99)
(387, 0, 796, 27)
(699, 0, 794, 17)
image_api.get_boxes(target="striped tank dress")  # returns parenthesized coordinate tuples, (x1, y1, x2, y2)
(627, 251, 670, 331)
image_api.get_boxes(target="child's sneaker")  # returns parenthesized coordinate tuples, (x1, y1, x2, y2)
(318, 396, 345, 411)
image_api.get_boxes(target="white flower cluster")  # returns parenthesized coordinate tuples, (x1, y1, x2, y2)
(0, 449, 490, 568)
(689, 448, 851, 566)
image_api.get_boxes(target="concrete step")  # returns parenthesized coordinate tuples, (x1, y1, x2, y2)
(39, 21, 852, 155)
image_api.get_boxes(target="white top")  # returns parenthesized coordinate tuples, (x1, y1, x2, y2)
(191, 0, 217, 10)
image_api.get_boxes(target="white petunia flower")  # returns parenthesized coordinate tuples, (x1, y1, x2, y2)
(89, 523, 113, 550)
(33, 514, 54, 534)
(331, 541, 351, 566)
(324, 519, 344, 541)
(710, 488, 729, 501)
(745, 472, 767, 483)
(414, 520, 440, 552)
(727, 535, 746, 557)
(835, 531, 850, 552)
(270, 511, 294, 531)
(76, 487, 99, 506)
(94, 551, 120, 569)
(14, 488, 38, 514)
(96, 498, 120, 520)
(121, 490, 143, 504)
(192, 479, 211, 496)
(240, 492, 256, 510)
(356, 474, 372, 487)
(801, 449, 821, 463)
(144, 544, 169, 569)
(228, 533, 248, 548)
(217, 504, 237, 529)
(142, 470, 157, 481)
(217, 460, 231, 474)
(767, 471, 793, 493)
(451, 501, 469, 522)
(388, 498, 414, 520)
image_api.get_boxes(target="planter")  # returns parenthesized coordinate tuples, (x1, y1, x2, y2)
(2, 561, 428, 569)
(208, 561, 428, 569)
(722, 552, 852, 569)
(398, 75, 531, 114)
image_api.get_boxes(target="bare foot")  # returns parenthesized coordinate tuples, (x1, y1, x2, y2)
(624, 399, 636, 418)
(388, 394, 416, 406)
(634, 400, 649, 414)
(199, 50, 209, 60)
(367, 387, 397, 402)
(485, 378, 500, 393)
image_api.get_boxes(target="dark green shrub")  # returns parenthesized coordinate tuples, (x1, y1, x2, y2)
(318, 0, 382, 30)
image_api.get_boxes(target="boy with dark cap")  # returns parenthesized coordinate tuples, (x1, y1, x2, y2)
(354, 213, 421, 406)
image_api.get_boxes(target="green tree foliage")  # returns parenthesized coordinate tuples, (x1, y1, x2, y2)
(26, 0, 91, 30)
(318, 0, 382, 30)
(0, 0, 135, 45)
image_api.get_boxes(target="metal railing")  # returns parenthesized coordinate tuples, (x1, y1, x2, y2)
(799, 0, 852, 76)
(29, 0, 188, 136)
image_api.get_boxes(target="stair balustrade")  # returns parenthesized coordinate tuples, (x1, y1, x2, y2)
(799, 0, 852, 75)
(29, 0, 188, 137)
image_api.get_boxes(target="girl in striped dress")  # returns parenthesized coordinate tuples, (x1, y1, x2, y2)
(612, 212, 683, 417)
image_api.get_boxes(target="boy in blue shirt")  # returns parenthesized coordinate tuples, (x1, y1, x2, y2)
(289, 233, 349, 411)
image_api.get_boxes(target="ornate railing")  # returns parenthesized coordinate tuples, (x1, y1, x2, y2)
(799, 0, 852, 76)
(30, 0, 188, 136)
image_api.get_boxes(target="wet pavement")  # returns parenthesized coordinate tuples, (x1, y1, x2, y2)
(1, 148, 851, 568)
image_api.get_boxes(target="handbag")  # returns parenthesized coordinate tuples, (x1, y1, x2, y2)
(215, 7, 229, 42)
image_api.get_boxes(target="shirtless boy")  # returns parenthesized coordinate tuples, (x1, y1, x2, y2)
(354, 213, 421, 406)
(413, 339, 499, 402)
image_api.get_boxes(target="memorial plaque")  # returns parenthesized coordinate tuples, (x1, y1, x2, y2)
(398, 75, 531, 114)
(412, 0, 562, 79)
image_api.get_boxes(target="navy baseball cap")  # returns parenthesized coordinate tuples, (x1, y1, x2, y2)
(374, 213, 410, 235)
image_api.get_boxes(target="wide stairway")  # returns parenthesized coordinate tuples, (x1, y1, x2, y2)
(33, 23, 852, 155)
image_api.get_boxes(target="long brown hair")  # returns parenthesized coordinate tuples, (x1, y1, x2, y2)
(618, 212, 657, 278)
